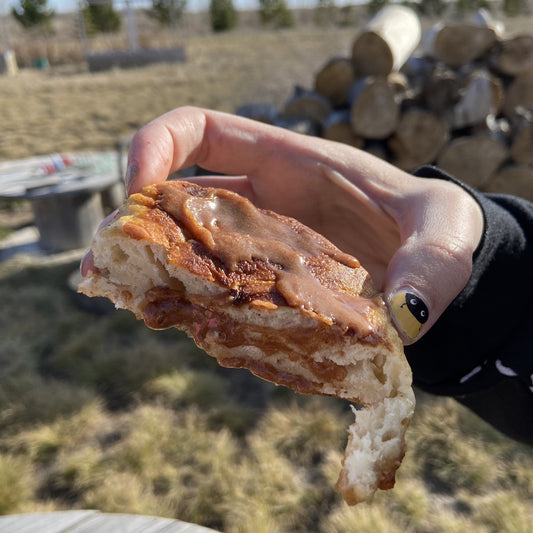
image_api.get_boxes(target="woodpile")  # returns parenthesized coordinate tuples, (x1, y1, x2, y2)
(236, 6, 533, 201)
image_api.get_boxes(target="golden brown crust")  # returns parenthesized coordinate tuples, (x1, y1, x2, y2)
(79, 180, 415, 506)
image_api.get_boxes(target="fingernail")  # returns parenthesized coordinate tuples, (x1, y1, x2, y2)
(389, 291, 429, 340)
(98, 209, 119, 230)
(125, 160, 139, 193)
(80, 248, 94, 277)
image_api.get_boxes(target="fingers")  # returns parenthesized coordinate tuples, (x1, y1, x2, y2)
(383, 179, 484, 344)
(126, 106, 292, 196)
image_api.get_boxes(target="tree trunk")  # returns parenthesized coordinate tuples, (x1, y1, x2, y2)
(351, 5, 421, 77)
(388, 109, 449, 171)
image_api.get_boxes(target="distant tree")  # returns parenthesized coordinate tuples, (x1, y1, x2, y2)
(314, 0, 336, 26)
(146, 0, 187, 27)
(503, 0, 527, 16)
(416, 0, 446, 16)
(367, 0, 389, 15)
(455, 0, 489, 15)
(82, 0, 122, 35)
(209, 0, 237, 32)
(258, 0, 293, 28)
(11, 0, 55, 32)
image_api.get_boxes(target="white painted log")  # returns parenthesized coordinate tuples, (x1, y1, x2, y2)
(351, 6, 421, 77)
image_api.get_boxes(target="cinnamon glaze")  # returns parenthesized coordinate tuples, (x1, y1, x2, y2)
(138, 181, 382, 338)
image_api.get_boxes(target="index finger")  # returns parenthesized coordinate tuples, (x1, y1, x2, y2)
(126, 106, 303, 196)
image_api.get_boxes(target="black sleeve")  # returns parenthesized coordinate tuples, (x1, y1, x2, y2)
(405, 166, 533, 445)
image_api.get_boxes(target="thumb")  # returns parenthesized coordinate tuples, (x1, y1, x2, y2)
(383, 181, 484, 344)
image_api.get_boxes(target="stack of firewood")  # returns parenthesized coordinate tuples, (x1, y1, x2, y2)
(237, 6, 533, 200)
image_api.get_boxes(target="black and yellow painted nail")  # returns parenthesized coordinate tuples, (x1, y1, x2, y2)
(390, 292, 429, 339)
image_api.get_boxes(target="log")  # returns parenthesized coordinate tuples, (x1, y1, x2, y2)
(235, 103, 279, 124)
(400, 54, 436, 96)
(351, 6, 421, 77)
(510, 115, 533, 166)
(422, 22, 498, 67)
(503, 71, 533, 118)
(437, 134, 509, 188)
(388, 109, 449, 171)
(490, 34, 533, 77)
(281, 87, 332, 129)
(349, 76, 400, 139)
(322, 111, 364, 148)
(446, 70, 503, 130)
(314, 57, 355, 108)
(484, 165, 533, 201)
(420, 65, 461, 114)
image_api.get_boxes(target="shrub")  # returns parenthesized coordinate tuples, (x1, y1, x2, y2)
(82, 0, 122, 35)
(145, 0, 187, 27)
(258, 0, 294, 29)
(209, 0, 237, 32)
(11, 0, 55, 32)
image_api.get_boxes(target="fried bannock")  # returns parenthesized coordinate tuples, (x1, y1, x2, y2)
(78, 180, 415, 505)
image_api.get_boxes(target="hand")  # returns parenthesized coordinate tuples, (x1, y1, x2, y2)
(95, 106, 485, 343)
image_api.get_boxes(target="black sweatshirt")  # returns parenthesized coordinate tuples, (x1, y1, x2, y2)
(406, 166, 533, 445)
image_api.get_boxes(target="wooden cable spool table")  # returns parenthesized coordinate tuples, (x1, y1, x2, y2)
(0, 152, 125, 253)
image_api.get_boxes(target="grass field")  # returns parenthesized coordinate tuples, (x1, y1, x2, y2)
(1, 8, 532, 532)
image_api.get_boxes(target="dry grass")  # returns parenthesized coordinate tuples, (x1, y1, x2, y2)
(0, 253, 532, 530)
(1, 9, 532, 531)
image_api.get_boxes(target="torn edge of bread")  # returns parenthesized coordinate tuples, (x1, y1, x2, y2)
(78, 182, 415, 505)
